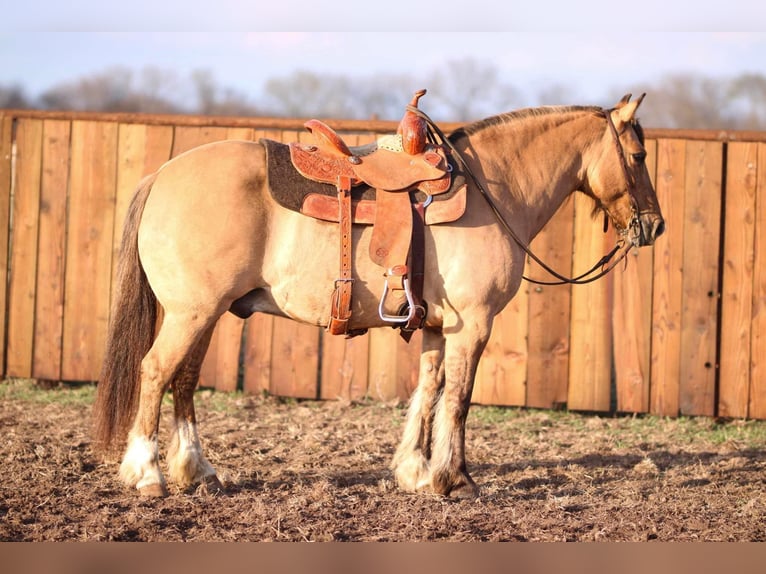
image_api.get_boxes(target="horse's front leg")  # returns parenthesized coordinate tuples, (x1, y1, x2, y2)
(391, 327, 445, 491)
(429, 317, 492, 498)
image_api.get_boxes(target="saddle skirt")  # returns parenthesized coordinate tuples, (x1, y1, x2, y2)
(261, 138, 467, 226)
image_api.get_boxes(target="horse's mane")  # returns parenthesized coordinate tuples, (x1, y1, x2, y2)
(450, 104, 645, 145)
(450, 105, 603, 141)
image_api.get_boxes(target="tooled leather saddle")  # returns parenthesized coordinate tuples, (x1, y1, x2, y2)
(263, 90, 466, 340)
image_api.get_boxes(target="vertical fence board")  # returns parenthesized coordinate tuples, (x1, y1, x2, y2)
(613, 139, 657, 413)
(650, 139, 686, 416)
(6, 119, 43, 377)
(270, 318, 320, 399)
(242, 314, 274, 395)
(719, 142, 758, 418)
(0, 116, 12, 376)
(749, 143, 766, 418)
(32, 120, 71, 380)
(62, 121, 119, 381)
(526, 199, 574, 409)
(678, 140, 723, 416)
(567, 193, 614, 412)
(367, 328, 421, 402)
(321, 332, 371, 401)
(613, 250, 654, 413)
(474, 285, 528, 406)
(114, 124, 173, 285)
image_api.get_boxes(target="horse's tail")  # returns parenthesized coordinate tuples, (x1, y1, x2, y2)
(92, 173, 158, 458)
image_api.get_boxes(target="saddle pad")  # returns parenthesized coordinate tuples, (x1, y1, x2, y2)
(261, 138, 467, 225)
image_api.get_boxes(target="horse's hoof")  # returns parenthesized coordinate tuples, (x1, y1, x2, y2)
(199, 474, 225, 495)
(138, 483, 169, 497)
(447, 482, 480, 500)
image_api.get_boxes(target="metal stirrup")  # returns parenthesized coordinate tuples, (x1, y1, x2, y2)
(378, 277, 417, 323)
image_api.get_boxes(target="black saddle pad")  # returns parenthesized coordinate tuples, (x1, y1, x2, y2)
(261, 138, 464, 213)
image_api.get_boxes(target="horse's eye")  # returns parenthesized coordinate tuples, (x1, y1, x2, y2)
(632, 151, 647, 163)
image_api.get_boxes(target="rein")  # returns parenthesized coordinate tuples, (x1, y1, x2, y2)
(410, 105, 634, 286)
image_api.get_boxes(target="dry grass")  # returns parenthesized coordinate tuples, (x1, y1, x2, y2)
(2, 379, 766, 541)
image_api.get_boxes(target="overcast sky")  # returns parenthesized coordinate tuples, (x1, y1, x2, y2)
(2, 2, 765, 108)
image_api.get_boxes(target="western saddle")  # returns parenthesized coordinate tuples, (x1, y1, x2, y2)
(288, 89, 454, 340)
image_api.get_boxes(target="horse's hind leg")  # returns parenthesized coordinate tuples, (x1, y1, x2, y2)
(165, 325, 224, 493)
(392, 327, 445, 491)
(119, 311, 216, 496)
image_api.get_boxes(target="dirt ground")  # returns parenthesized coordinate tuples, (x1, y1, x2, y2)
(2, 379, 766, 542)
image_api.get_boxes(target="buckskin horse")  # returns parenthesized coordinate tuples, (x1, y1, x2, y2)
(93, 92, 664, 498)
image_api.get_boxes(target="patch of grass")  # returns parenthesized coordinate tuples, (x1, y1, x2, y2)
(0, 378, 96, 406)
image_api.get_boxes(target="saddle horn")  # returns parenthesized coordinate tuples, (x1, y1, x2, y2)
(398, 89, 428, 155)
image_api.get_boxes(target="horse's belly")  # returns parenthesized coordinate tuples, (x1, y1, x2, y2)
(260, 211, 411, 330)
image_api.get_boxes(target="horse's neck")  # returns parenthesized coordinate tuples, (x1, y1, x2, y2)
(463, 113, 598, 241)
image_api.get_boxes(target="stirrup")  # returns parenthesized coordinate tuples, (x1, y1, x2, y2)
(378, 277, 416, 323)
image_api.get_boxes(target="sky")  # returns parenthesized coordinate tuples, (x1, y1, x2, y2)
(1, 2, 765, 109)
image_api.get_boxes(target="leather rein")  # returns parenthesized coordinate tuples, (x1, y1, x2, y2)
(411, 105, 636, 286)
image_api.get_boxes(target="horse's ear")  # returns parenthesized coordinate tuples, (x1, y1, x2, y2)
(612, 93, 646, 129)
(615, 93, 632, 107)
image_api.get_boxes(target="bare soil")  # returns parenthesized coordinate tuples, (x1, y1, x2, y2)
(2, 380, 766, 542)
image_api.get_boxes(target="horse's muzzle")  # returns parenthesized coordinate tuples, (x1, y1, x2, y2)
(633, 212, 665, 247)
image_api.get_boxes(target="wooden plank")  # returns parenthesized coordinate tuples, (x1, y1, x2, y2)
(32, 120, 71, 380)
(749, 143, 766, 419)
(269, 317, 320, 399)
(719, 142, 758, 418)
(6, 119, 43, 378)
(526, 197, 574, 409)
(114, 124, 173, 267)
(242, 314, 274, 396)
(320, 332, 370, 401)
(567, 193, 614, 412)
(678, 140, 723, 416)
(649, 139, 687, 417)
(474, 284, 528, 407)
(8, 110, 766, 145)
(0, 116, 13, 376)
(62, 120, 119, 381)
(207, 313, 245, 392)
(367, 328, 421, 402)
(171, 125, 230, 156)
(613, 139, 657, 413)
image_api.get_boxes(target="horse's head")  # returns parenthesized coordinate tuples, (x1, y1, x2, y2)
(583, 93, 665, 247)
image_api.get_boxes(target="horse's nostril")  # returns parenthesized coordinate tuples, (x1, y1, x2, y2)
(654, 219, 665, 238)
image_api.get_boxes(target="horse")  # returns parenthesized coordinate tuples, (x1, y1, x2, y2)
(92, 93, 664, 498)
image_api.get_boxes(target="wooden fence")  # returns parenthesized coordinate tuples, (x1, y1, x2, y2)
(1, 109, 764, 419)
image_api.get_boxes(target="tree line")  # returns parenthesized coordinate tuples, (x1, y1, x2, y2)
(2, 60, 765, 130)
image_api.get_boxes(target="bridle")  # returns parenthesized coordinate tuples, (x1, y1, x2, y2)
(410, 105, 639, 286)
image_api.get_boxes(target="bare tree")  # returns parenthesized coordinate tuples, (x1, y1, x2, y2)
(727, 73, 766, 129)
(424, 58, 524, 121)
(0, 84, 30, 108)
(261, 70, 415, 119)
(191, 70, 260, 116)
(39, 66, 181, 113)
